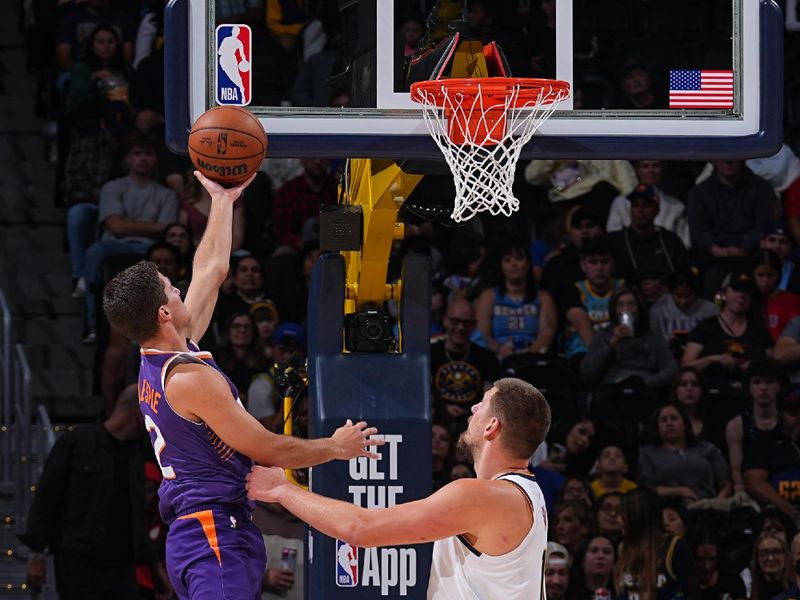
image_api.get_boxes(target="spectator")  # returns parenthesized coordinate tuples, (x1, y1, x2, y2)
(617, 62, 666, 110)
(474, 241, 557, 358)
(771, 532, 800, 600)
(263, 241, 321, 324)
(750, 533, 792, 600)
(554, 501, 593, 558)
(159, 222, 194, 281)
(661, 499, 688, 538)
(760, 220, 800, 294)
(399, 14, 424, 56)
(614, 488, 701, 600)
(253, 502, 303, 600)
(725, 359, 784, 493)
(432, 422, 453, 492)
(539, 417, 598, 478)
(607, 184, 689, 297)
(430, 299, 500, 433)
(591, 445, 637, 498)
(179, 169, 246, 249)
(63, 24, 134, 208)
(524, 160, 638, 223)
(449, 462, 475, 480)
(250, 300, 280, 362)
(696, 145, 800, 246)
(270, 322, 307, 370)
(272, 158, 336, 251)
(540, 205, 604, 293)
(742, 392, 800, 519)
(545, 542, 572, 600)
(774, 315, 800, 388)
(692, 531, 748, 600)
(650, 268, 718, 354)
(213, 254, 268, 334)
(218, 0, 263, 25)
(216, 311, 264, 396)
(638, 405, 732, 502)
(558, 476, 595, 508)
(607, 160, 690, 247)
(682, 270, 773, 388)
(595, 492, 624, 543)
(265, 0, 317, 52)
(19, 386, 169, 599)
(759, 506, 798, 544)
(669, 367, 714, 442)
(687, 160, 776, 297)
(526, 0, 557, 78)
(55, 0, 136, 71)
(571, 536, 617, 600)
(581, 286, 678, 390)
(557, 236, 625, 366)
(751, 249, 800, 342)
(81, 132, 178, 341)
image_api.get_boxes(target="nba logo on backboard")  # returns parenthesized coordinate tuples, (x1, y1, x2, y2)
(335, 539, 358, 587)
(215, 24, 251, 106)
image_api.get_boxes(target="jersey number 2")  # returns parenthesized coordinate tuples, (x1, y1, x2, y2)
(145, 415, 176, 479)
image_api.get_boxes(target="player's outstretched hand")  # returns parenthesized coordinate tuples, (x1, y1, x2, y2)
(193, 170, 257, 203)
(246, 465, 289, 503)
(332, 419, 384, 460)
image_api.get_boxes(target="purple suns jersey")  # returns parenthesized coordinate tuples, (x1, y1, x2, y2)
(138, 341, 254, 523)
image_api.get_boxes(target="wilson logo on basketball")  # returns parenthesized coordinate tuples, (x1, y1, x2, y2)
(195, 158, 248, 177)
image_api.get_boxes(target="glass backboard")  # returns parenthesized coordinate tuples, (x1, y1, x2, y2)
(165, 0, 782, 159)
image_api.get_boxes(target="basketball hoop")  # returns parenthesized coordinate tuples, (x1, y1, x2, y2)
(410, 77, 569, 222)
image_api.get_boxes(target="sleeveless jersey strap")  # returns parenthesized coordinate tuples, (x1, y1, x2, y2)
(164, 353, 210, 381)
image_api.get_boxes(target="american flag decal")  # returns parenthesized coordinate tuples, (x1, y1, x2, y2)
(669, 70, 734, 109)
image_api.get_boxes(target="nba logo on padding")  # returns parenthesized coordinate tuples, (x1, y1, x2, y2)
(215, 24, 251, 106)
(335, 539, 358, 587)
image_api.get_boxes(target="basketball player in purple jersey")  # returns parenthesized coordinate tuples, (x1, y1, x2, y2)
(103, 171, 383, 600)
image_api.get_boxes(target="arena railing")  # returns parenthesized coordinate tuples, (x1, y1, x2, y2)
(0, 289, 11, 485)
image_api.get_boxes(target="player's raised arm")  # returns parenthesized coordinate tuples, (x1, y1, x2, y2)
(246, 466, 527, 549)
(166, 364, 384, 468)
(182, 171, 256, 341)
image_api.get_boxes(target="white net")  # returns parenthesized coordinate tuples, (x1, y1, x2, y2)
(414, 80, 568, 222)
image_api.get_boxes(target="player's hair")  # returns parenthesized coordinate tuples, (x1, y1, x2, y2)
(103, 261, 168, 344)
(491, 378, 550, 458)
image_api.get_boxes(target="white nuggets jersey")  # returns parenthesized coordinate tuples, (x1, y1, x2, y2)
(427, 472, 547, 600)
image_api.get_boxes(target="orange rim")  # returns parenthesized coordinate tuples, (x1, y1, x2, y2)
(410, 77, 570, 108)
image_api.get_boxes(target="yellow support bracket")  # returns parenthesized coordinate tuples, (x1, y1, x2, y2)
(340, 159, 422, 316)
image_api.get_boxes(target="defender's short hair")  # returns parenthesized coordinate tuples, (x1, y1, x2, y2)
(491, 378, 551, 458)
(103, 261, 167, 344)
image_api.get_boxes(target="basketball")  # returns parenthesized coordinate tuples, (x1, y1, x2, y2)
(188, 105, 267, 185)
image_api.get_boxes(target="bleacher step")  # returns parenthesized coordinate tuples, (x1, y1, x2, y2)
(13, 316, 84, 345)
(0, 227, 64, 253)
(31, 369, 94, 399)
(0, 206, 65, 225)
(26, 344, 95, 371)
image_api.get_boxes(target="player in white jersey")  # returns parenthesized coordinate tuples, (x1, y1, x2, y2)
(246, 377, 551, 600)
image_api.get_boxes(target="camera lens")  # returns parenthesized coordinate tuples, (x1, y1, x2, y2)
(365, 321, 382, 340)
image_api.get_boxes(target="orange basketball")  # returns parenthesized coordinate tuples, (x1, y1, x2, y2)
(188, 106, 267, 185)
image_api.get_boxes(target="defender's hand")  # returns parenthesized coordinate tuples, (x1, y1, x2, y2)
(246, 465, 290, 502)
(193, 170, 256, 203)
(332, 419, 384, 460)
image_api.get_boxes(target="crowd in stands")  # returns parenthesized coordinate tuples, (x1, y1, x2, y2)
(16, 0, 800, 598)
